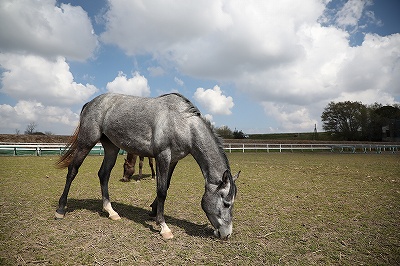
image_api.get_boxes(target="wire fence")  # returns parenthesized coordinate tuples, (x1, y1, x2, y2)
(0, 142, 399, 156)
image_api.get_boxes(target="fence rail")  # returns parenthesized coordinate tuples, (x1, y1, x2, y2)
(0, 142, 399, 156)
(224, 143, 399, 153)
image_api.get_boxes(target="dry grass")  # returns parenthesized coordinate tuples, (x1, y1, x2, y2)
(0, 153, 399, 265)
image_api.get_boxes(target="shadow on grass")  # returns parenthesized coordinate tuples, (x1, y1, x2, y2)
(119, 173, 155, 182)
(67, 198, 213, 238)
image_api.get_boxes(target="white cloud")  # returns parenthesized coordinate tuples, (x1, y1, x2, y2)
(101, 0, 233, 55)
(1, 0, 398, 134)
(0, 54, 98, 106)
(337, 33, 400, 97)
(0, 100, 79, 134)
(174, 77, 184, 87)
(0, 0, 97, 61)
(262, 102, 318, 132)
(335, 0, 372, 29)
(147, 66, 165, 77)
(194, 85, 234, 115)
(100, 0, 399, 132)
(106, 71, 150, 97)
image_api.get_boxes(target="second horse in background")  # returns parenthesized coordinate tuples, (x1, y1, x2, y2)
(121, 153, 155, 182)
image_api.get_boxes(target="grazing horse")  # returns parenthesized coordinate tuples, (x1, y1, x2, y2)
(121, 153, 155, 181)
(55, 93, 239, 240)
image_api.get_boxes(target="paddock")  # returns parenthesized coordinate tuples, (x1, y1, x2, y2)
(0, 153, 399, 265)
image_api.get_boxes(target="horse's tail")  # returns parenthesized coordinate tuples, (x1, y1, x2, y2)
(56, 102, 90, 169)
(56, 125, 80, 169)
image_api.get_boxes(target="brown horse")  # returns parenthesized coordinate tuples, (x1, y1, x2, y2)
(121, 153, 155, 182)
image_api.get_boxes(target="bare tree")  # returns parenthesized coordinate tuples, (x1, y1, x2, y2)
(24, 122, 38, 135)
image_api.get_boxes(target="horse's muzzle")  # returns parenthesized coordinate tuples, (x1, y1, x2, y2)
(214, 223, 233, 240)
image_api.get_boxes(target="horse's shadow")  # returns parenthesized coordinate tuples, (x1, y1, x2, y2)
(119, 174, 154, 182)
(67, 198, 213, 238)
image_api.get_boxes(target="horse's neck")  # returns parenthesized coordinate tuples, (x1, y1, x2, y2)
(190, 124, 228, 184)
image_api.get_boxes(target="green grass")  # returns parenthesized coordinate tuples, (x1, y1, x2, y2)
(0, 153, 399, 265)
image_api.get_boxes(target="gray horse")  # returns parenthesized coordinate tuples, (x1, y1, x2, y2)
(56, 93, 239, 240)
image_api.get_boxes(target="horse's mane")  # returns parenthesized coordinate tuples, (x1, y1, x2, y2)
(158, 93, 201, 117)
(158, 93, 229, 169)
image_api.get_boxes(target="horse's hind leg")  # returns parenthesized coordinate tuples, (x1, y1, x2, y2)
(55, 147, 92, 219)
(138, 156, 144, 179)
(99, 136, 121, 220)
(149, 157, 155, 179)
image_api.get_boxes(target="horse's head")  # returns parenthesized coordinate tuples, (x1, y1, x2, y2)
(122, 158, 135, 180)
(201, 170, 239, 240)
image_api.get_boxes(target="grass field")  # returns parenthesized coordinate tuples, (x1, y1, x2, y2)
(0, 153, 399, 265)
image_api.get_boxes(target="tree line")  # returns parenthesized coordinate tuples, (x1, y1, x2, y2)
(321, 101, 400, 141)
(19, 101, 400, 142)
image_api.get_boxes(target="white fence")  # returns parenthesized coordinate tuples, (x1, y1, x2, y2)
(0, 142, 399, 156)
(224, 143, 399, 153)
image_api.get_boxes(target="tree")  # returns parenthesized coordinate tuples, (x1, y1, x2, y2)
(233, 128, 246, 139)
(24, 122, 38, 135)
(321, 101, 367, 140)
(216, 126, 233, 139)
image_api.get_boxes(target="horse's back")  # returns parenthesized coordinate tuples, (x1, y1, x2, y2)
(80, 93, 199, 157)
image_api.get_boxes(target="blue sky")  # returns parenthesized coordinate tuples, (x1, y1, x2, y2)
(0, 0, 399, 135)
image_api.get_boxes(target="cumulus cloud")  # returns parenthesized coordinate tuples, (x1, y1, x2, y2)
(262, 102, 318, 132)
(101, 0, 232, 55)
(194, 85, 234, 115)
(0, 0, 97, 61)
(0, 0, 99, 134)
(0, 100, 79, 134)
(1, 0, 398, 134)
(99, 0, 399, 132)
(0, 54, 98, 106)
(106, 71, 150, 97)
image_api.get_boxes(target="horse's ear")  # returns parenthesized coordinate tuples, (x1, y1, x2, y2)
(233, 171, 240, 181)
(220, 170, 230, 188)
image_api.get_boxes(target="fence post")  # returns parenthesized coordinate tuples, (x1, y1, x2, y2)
(242, 144, 245, 153)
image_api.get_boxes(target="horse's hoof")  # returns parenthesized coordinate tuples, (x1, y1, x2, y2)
(120, 178, 130, 182)
(54, 211, 65, 220)
(161, 230, 174, 240)
(109, 214, 121, 220)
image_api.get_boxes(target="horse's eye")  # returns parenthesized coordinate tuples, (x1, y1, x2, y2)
(223, 201, 231, 208)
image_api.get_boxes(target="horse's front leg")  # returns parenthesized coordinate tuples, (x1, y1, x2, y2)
(99, 139, 120, 220)
(154, 158, 177, 239)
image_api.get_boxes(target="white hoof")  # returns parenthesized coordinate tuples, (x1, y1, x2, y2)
(55, 211, 65, 220)
(161, 230, 174, 240)
(109, 213, 121, 220)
